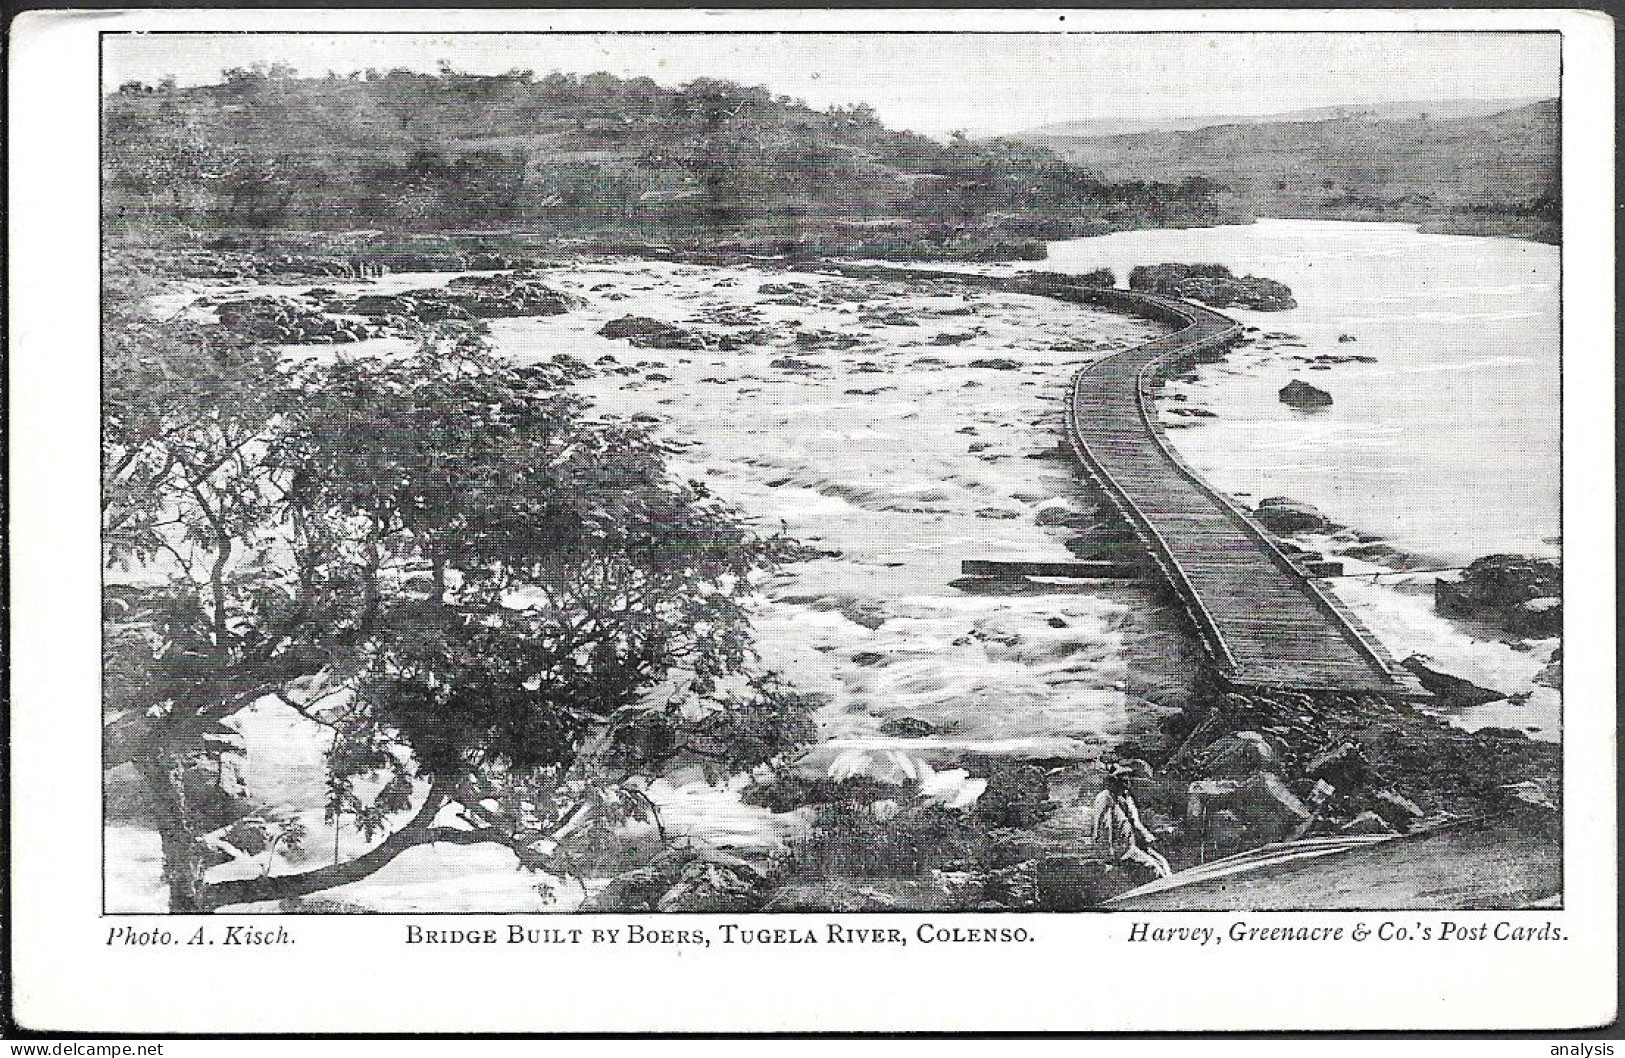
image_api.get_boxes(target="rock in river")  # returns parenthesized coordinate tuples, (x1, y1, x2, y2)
(1128, 262, 1297, 311)
(1400, 655, 1506, 707)
(346, 275, 580, 326)
(213, 295, 369, 344)
(1435, 554, 1563, 636)
(1252, 497, 1332, 534)
(1279, 379, 1333, 409)
(598, 315, 716, 350)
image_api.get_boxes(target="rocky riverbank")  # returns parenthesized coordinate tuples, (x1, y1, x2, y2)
(588, 674, 1560, 912)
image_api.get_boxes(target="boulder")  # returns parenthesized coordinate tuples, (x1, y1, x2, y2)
(1436, 555, 1562, 637)
(1305, 740, 1384, 793)
(1400, 656, 1506, 707)
(793, 330, 863, 350)
(212, 296, 365, 344)
(598, 315, 710, 350)
(1196, 730, 1280, 778)
(1035, 854, 1125, 910)
(1509, 597, 1562, 637)
(593, 863, 676, 911)
(1187, 772, 1311, 838)
(1435, 555, 1561, 622)
(1279, 379, 1333, 409)
(973, 763, 1053, 829)
(346, 277, 577, 327)
(1253, 497, 1332, 534)
(1128, 262, 1297, 311)
(1534, 647, 1562, 690)
(438, 274, 581, 317)
(655, 853, 768, 912)
(597, 846, 768, 912)
(859, 309, 919, 327)
(967, 357, 1023, 370)
(348, 294, 413, 317)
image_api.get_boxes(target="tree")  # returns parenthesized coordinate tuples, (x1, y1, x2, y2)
(104, 281, 813, 911)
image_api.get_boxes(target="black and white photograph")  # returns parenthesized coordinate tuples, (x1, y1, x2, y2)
(96, 27, 1569, 915)
(6, 6, 1615, 1036)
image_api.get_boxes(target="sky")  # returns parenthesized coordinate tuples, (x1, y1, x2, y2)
(103, 32, 1560, 137)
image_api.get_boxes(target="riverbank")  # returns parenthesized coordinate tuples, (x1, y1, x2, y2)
(108, 202, 1249, 276)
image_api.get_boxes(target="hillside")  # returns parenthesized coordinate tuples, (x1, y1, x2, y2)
(1021, 96, 1544, 141)
(1020, 100, 1560, 242)
(103, 67, 1235, 258)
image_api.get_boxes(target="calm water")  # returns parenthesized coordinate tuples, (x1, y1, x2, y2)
(1040, 220, 1560, 566)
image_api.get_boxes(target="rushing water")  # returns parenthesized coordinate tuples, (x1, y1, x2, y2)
(1039, 219, 1561, 567)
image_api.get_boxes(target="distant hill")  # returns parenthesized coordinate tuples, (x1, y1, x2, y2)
(1020, 97, 1544, 141)
(1017, 99, 1559, 242)
(102, 67, 1235, 256)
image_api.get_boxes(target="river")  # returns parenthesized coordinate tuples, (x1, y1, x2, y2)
(1030, 219, 1561, 741)
(1039, 219, 1561, 566)
(108, 220, 1559, 912)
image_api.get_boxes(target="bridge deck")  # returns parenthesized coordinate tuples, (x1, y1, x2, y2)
(1058, 286, 1423, 696)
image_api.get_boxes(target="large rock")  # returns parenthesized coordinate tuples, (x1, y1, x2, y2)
(1253, 496, 1332, 534)
(973, 763, 1053, 829)
(598, 315, 717, 351)
(347, 293, 420, 317)
(1035, 854, 1129, 910)
(596, 846, 769, 912)
(1341, 810, 1396, 835)
(1279, 379, 1333, 409)
(439, 273, 581, 317)
(1186, 772, 1311, 839)
(212, 296, 369, 344)
(1534, 647, 1562, 690)
(1305, 741, 1384, 793)
(345, 275, 578, 327)
(1400, 655, 1506, 707)
(1510, 597, 1562, 637)
(1195, 730, 1281, 777)
(1129, 262, 1297, 311)
(1436, 555, 1562, 635)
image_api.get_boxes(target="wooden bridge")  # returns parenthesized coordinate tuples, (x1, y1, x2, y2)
(798, 261, 1423, 696)
(1050, 282, 1425, 697)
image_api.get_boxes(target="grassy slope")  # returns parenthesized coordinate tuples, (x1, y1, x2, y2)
(102, 71, 1232, 253)
(1021, 100, 1560, 242)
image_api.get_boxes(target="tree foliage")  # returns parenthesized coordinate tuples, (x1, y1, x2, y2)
(103, 272, 813, 910)
(102, 68, 1227, 239)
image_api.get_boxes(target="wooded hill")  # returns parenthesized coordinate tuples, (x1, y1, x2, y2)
(1018, 100, 1560, 243)
(104, 66, 1234, 257)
